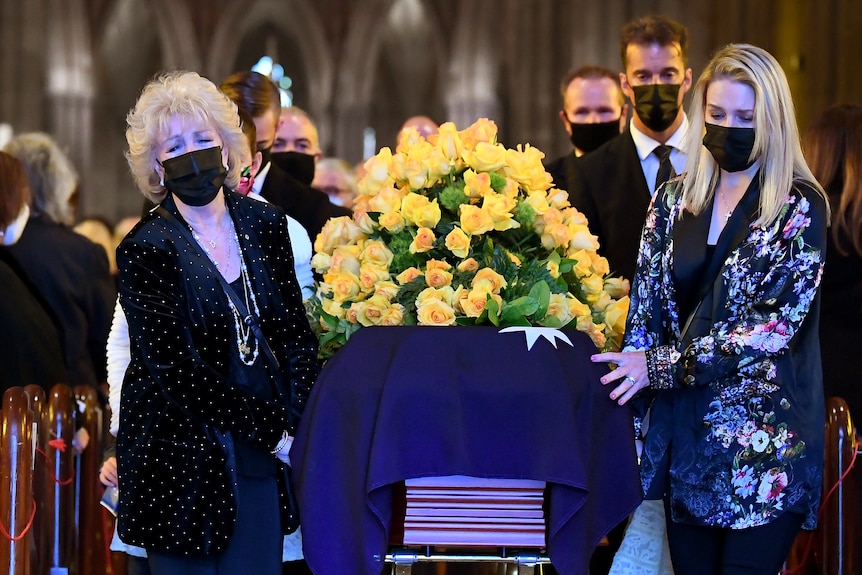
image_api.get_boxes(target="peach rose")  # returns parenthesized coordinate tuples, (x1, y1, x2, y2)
(325, 271, 362, 303)
(458, 118, 498, 151)
(374, 280, 400, 301)
(457, 258, 479, 273)
(360, 147, 393, 195)
(463, 169, 493, 199)
(329, 245, 362, 276)
(416, 300, 456, 326)
(368, 184, 407, 214)
(425, 266, 454, 288)
(396, 267, 423, 285)
(459, 204, 494, 236)
(425, 259, 452, 271)
(568, 224, 600, 251)
(358, 263, 391, 291)
(461, 289, 502, 318)
(409, 227, 436, 254)
(354, 294, 392, 327)
(603, 277, 630, 299)
(541, 222, 572, 250)
(445, 227, 471, 258)
(353, 209, 376, 235)
(379, 304, 405, 326)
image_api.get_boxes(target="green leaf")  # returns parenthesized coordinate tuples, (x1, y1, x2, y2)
(530, 281, 551, 320)
(485, 295, 501, 326)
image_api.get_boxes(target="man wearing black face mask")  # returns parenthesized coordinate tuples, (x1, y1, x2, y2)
(220, 72, 350, 243)
(546, 65, 627, 192)
(568, 15, 692, 284)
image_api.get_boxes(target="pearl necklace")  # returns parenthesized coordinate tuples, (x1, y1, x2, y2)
(191, 217, 260, 365)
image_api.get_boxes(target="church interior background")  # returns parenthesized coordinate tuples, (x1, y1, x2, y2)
(0, 0, 859, 223)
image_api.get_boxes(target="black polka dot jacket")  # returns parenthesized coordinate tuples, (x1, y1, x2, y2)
(115, 191, 319, 555)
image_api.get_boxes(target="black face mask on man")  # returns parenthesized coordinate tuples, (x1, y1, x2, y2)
(631, 84, 682, 133)
(702, 123, 757, 173)
(567, 118, 621, 153)
(161, 147, 227, 207)
(271, 151, 316, 185)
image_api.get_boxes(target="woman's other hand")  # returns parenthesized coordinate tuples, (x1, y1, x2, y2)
(591, 350, 648, 405)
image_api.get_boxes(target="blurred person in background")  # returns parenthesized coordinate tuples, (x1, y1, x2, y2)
(312, 157, 357, 210)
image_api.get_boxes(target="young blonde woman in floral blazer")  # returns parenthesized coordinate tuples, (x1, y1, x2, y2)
(593, 44, 828, 575)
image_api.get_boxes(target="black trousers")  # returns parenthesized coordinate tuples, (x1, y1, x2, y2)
(665, 502, 804, 575)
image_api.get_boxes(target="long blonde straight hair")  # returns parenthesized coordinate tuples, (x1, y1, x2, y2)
(681, 44, 826, 227)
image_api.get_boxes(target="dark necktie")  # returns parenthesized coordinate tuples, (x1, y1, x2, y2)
(653, 145, 675, 192)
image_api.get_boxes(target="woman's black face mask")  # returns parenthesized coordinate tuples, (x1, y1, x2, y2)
(161, 147, 227, 206)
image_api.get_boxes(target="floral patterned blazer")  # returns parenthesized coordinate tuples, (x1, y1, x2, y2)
(625, 174, 827, 530)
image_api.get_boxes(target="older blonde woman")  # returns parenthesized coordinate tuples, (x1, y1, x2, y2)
(594, 44, 828, 575)
(117, 71, 318, 574)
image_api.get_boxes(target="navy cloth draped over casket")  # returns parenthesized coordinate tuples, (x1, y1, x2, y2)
(292, 326, 642, 575)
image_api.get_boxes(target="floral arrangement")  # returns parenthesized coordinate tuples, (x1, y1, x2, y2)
(307, 118, 630, 360)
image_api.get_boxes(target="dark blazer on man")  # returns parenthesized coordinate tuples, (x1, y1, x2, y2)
(567, 129, 651, 283)
(116, 192, 319, 555)
(6, 215, 115, 386)
(259, 162, 351, 243)
(545, 152, 578, 192)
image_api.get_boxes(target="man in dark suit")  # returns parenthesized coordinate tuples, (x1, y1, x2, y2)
(220, 72, 350, 243)
(569, 15, 692, 283)
(545, 65, 627, 191)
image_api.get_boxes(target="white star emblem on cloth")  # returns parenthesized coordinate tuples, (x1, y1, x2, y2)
(499, 326, 574, 351)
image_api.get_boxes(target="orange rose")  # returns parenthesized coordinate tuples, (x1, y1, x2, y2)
(457, 258, 479, 273)
(458, 118, 498, 151)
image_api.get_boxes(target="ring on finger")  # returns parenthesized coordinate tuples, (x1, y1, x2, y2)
(625, 376, 636, 385)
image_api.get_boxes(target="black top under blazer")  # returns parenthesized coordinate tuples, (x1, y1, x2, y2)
(116, 192, 319, 555)
(567, 129, 652, 283)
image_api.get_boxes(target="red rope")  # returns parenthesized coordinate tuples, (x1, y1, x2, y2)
(36, 445, 76, 486)
(781, 443, 859, 574)
(0, 498, 36, 542)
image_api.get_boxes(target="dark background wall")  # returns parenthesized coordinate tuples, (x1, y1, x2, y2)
(1, 0, 859, 221)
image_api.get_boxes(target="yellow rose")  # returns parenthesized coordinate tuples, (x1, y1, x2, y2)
(457, 258, 479, 272)
(545, 293, 574, 325)
(524, 190, 551, 217)
(472, 267, 507, 294)
(329, 245, 362, 276)
(310, 252, 331, 274)
(463, 169, 493, 199)
(416, 286, 455, 307)
(378, 211, 406, 233)
(425, 259, 452, 271)
(541, 222, 572, 250)
(379, 304, 405, 326)
(483, 193, 520, 231)
(603, 277, 631, 299)
(416, 300, 456, 326)
(604, 296, 630, 337)
(401, 193, 441, 228)
(462, 142, 507, 172)
(320, 296, 346, 320)
(461, 289, 502, 318)
(368, 183, 407, 214)
(569, 249, 593, 278)
(590, 252, 610, 277)
(374, 280, 400, 300)
(425, 267, 454, 288)
(592, 291, 613, 313)
(445, 227, 471, 258)
(581, 273, 605, 301)
(585, 322, 608, 350)
(354, 294, 392, 327)
(314, 216, 364, 255)
(409, 227, 436, 254)
(503, 144, 553, 192)
(325, 271, 362, 303)
(500, 177, 520, 199)
(396, 267, 423, 285)
(568, 224, 600, 251)
(360, 147, 393, 195)
(567, 296, 592, 319)
(429, 121, 463, 161)
(547, 188, 570, 209)
(358, 263, 390, 291)
(423, 147, 452, 184)
(352, 209, 377, 235)
(396, 127, 427, 154)
(546, 259, 560, 278)
(345, 304, 360, 324)
(507, 252, 521, 266)
(360, 239, 394, 268)
(459, 204, 494, 236)
(458, 118, 498, 151)
(563, 206, 589, 227)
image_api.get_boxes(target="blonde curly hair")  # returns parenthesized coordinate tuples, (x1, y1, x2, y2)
(125, 71, 246, 203)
